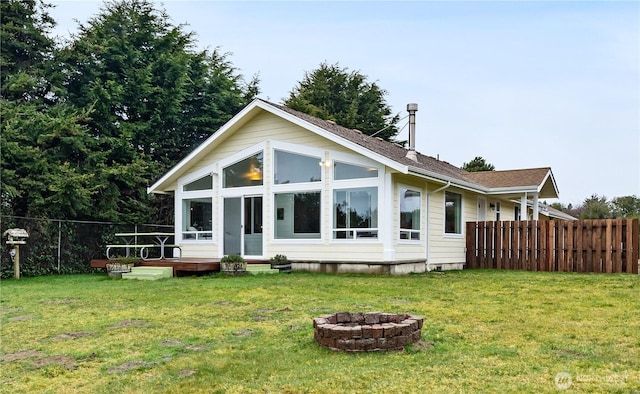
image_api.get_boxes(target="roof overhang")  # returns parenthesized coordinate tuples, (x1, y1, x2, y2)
(408, 166, 559, 199)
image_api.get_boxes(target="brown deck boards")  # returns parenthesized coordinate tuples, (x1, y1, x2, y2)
(90, 258, 269, 276)
(91, 258, 220, 276)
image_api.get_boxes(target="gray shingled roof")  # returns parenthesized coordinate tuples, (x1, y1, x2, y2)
(265, 100, 551, 191)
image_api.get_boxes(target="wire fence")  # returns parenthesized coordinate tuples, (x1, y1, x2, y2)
(1, 215, 173, 278)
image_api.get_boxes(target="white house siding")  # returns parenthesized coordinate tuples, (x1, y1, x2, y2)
(268, 243, 385, 262)
(177, 110, 383, 260)
(392, 174, 427, 262)
(427, 186, 475, 266)
(181, 243, 218, 259)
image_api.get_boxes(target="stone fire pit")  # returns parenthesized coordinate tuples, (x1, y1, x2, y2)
(313, 312, 424, 352)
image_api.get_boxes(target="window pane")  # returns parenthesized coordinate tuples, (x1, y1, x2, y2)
(334, 162, 378, 180)
(333, 187, 378, 239)
(274, 150, 321, 184)
(445, 192, 462, 234)
(223, 152, 263, 188)
(183, 175, 212, 191)
(182, 198, 212, 240)
(400, 187, 421, 240)
(274, 192, 320, 239)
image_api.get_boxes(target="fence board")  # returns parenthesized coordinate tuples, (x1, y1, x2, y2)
(465, 219, 639, 274)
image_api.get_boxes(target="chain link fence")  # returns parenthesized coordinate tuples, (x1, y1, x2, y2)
(1, 216, 173, 278)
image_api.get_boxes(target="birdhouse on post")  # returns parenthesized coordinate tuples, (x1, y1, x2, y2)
(4, 228, 29, 279)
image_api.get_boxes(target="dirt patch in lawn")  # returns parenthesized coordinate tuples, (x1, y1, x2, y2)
(49, 331, 93, 342)
(7, 315, 32, 322)
(108, 319, 150, 329)
(107, 360, 158, 374)
(1, 350, 77, 370)
(178, 369, 197, 378)
(408, 340, 435, 352)
(160, 339, 208, 352)
(1, 350, 45, 363)
(32, 355, 77, 369)
(0, 305, 22, 315)
(43, 298, 78, 305)
(233, 328, 255, 338)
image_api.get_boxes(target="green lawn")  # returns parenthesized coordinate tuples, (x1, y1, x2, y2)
(1, 270, 638, 393)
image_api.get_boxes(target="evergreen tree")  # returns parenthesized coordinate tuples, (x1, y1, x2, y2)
(462, 156, 495, 172)
(1, 0, 96, 220)
(284, 62, 399, 141)
(611, 195, 640, 219)
(57, 0, 258, 222)
(580, 194, 612, 219)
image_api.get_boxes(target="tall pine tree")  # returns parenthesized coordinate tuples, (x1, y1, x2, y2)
(284, 62, 399, 141)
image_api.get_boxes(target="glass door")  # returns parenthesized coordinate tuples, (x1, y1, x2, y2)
(243, 196, 263, 256)
(223, 196, 263, 257)
(223, 198, 241, 255)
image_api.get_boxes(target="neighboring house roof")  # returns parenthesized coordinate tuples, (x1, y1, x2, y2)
(149, 99, 560, 199)
(538, 204, 578, 220)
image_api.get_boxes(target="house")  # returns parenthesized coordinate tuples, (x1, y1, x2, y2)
(148, 99, 567, 273)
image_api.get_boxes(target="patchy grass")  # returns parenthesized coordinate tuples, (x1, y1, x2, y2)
(0, 270, 638, 393)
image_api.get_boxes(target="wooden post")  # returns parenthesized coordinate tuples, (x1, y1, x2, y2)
(13, 245, 20, 280)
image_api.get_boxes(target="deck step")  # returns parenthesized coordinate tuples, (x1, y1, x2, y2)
(122, 272, 164, 280)
(122, 266, 173, 280)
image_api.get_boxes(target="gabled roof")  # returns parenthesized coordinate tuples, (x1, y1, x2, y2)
(149, 98, 560, 199)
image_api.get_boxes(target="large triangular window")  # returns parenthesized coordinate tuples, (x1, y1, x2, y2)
(223, 152, 264, 188)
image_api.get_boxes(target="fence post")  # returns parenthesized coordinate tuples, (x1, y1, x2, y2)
(632, 219, 639, 274)
(57, 220, 62, 272)
(466, 222, 477, 269)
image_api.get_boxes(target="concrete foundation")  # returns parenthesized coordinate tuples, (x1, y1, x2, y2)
(292, 260, 427, 275)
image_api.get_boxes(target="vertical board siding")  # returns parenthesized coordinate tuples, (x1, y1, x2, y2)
(466, 219, 639, 274)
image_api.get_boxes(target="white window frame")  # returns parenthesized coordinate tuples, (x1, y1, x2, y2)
(219, 142, 267, 190)
(398, 185, 422, 242)
(271, 142, 325, 244)
(330, 152, 383, 242)
(444, 190, 464, 237)
(176, 167, 215, 243)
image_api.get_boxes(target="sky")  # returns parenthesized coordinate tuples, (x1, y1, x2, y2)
(48, 0, 640, 205)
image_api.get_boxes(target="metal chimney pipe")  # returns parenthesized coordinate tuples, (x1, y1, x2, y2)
(406, 103, 418, 161)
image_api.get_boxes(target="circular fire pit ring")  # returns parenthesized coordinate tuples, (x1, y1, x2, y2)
(313, 312, 424, 352)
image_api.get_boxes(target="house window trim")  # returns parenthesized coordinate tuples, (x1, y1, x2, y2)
(329, 154, 383, 243)
(331, 186, 380, 242)
(398, 184, 422, 243)
(270, 142, 326, 243)
(177, 167, 216, 244)
(272, 190, 323, 241)
(444, 190, 464, 238)
(271, 141, 324, 187)
(218, 142, 267, 190)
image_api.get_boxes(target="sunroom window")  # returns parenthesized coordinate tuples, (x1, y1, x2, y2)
(182, 198, 213, 240)
(334, 161, 378, 180)
(400, 187, 421, 240)
(274, 192, 321, 239)
(183, 175, 212, 191)
(223, 152, 263, 188)
(274, 150, 321, 184)
(445, 191, 462, 235)
(333, 187, 378, 239)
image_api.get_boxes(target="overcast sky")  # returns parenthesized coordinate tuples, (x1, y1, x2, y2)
(49, 0, 639, 205)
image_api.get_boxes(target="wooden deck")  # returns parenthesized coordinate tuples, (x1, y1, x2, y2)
(91, 258, 220, 277)
(90, 258, 270, 277)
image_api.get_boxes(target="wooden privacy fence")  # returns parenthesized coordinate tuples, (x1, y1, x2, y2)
(466, 219, 639, 273)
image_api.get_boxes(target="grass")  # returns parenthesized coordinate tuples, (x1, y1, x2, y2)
(0, 270, 638, 393)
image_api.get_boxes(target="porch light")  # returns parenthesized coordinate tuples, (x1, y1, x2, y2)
(319, 160, 332, 167)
